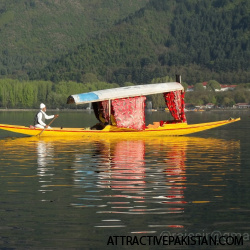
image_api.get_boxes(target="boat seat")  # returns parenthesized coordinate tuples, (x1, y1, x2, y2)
(160, 120, 182, 126)
(146, 122, 160, 128)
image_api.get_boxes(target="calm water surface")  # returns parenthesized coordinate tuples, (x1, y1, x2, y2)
(0, 110, 249, 249)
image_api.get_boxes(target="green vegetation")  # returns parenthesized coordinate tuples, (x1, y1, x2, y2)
(0, 0, 149, 79)
(185, 83, 250, 107)
(0, 0, 249, 109)
(0, 78, 119, 109)
(206, 80, 221, 91)
(28, 0, 250, 85)
(1, 77, 248, 109)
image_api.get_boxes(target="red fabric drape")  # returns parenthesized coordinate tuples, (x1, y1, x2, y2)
(101, 100, 110, 123)
(163, 91, 186, 122)
(93, 101, 112, 123)
(112, 96, 146, 130)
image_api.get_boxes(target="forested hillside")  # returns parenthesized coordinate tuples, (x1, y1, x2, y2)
(30, 0, 250, 85)
(0, 0, 249, 86)
(0, 0, 149, 80)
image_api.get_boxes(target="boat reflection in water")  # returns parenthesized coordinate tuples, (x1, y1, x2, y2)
(1, 135, 240, 230)
(77, 137, 188, 225)
(69, 136, 240, 230)
(85, 138, 187, 207)
(36, 141, 55, 194)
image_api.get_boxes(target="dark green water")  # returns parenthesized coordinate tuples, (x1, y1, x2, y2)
(0, 110, 249, 249)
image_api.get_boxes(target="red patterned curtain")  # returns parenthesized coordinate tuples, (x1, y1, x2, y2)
(92, 101, 111, 123)
(163, 91, 186, 122)
(101, 100, 110, 122)
(112, 96, 146, 130)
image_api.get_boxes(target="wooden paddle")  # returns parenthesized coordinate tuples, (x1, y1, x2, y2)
(37, 116, 58, 137)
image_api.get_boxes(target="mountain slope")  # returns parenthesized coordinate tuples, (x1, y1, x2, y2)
(1, 0, 249, 84)
(32, 0, 250, 84)
(0, 0, 149, 78)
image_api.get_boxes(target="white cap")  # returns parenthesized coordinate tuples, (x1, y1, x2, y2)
(40, 103, 46, 109)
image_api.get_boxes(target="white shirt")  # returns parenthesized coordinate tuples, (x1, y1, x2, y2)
(37, 110, 54, 127)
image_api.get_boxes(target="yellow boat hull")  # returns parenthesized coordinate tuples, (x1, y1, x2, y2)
(0, 118, 240, 138)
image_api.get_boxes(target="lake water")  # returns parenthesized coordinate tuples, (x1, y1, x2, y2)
(0, 110, 249, 249)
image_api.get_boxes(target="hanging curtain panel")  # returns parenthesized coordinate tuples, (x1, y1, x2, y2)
(101, 100, 110, 123)
(92, 101, 111, 124)
(163, 91, 186, 123)
(112, 96, 146, 130)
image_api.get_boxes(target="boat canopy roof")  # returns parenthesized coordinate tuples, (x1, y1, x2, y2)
(67, 82, 183, 105)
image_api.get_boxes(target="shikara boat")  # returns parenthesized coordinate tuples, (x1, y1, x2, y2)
(0, 80, 240, 138)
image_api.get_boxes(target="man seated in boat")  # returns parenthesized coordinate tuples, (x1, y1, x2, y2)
(90, 113, 116, 130)
(34, 103, 59, 129)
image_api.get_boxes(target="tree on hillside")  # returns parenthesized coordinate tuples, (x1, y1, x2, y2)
(151, 75, 174, 83)
(221, 97, 235, 107)
(207, 80, 221, 91)
(124, 82, 134, 86)
(82, 73, 100, 83)
(181, 82, 188, 91)
(194, 82, 205, 91)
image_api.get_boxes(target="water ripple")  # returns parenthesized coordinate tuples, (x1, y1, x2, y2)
(0, 136, 241, 232)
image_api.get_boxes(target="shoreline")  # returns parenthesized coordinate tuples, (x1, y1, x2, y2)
(0, 108, 93, 112)
(0, 108, 249, 112)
